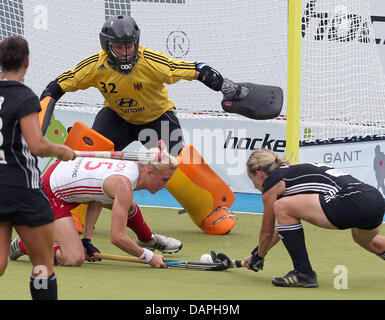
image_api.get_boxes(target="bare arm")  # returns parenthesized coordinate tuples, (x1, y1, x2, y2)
(242, 181, 285, 268)
(257, 189, 279, 256)
(269, 228, 281, 250)
(83, 201, 103, 239)
(20, 112, 74, 160)
(103, 175, 166, 268)
(258, 181, 286, 256)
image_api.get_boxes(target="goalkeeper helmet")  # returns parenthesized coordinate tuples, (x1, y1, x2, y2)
(99, 15, 140, 75)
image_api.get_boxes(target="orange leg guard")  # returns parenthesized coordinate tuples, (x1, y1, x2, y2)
(167, 145, 236, 235)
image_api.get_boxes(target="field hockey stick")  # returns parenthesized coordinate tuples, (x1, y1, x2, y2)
(94, 253, 227, 271)
(210, 251, 246, 268)
(74, 150, 154, 162)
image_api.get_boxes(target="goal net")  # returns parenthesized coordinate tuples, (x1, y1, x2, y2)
(1, 0, 385, 143)
(300, 0, 385, 144)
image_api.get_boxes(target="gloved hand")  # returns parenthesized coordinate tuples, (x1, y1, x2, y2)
(81, 238, 101, 262)
(221, 78, 249, 100)
(210, 251, 232, 268)
(249, 246, 264, 272)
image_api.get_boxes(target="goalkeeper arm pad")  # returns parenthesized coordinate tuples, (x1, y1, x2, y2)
(40, 80, 65, 101)
(195, 62, 224, 91)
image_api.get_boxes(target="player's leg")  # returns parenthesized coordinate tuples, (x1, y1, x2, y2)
(94, 108, 184, 155)
(92, 107, 134, 151)
(54, 216, 85, 266)
(15, 223, 57, 300)
(0, 186, 21, 269)
(272, 194, 330, 287)
(351, 225, 385, 258)
(136, 110, 184, 156)
(41, 164, 84, 266)
(349, 185, 385, 259)
(5, 186, 58, 299)
(0, 221, 12, 276)
(273, 193, 338, 229)
(15, 223, 55, 274)
(128, 201, 183, 253)
(127, 201, 152, 242)
(273, 194, 338, 272)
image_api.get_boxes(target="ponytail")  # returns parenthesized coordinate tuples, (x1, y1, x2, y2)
(247, 149, 290, 174)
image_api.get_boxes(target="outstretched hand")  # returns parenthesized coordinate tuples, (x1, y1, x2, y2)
(248, 246, 264, 272)
(149, 253, 167, 268)
(81, 238, 101, 262)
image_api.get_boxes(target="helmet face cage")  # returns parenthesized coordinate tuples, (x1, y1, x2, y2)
(106, 39, 138, 74)
(99, 16, 140, 75)
(109, 42, 134, 63)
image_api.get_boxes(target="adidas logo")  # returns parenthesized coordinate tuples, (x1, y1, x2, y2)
(98, 64, 107, 70)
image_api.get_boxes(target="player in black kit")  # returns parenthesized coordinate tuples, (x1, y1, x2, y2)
(241, 149, 385, 288)
(0, 36, 75, 300)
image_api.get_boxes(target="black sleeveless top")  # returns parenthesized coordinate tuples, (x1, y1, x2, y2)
(0, 80, 42, 189)
(263, 163, 361, 198)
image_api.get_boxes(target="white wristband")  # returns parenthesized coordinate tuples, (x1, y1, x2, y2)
(139, 248, 154, 263)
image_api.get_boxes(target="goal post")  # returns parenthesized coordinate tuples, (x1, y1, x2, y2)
(286, 0, 303, 164)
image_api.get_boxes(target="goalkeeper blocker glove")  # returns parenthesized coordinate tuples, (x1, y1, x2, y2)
(221, 78, 249, 101)
(81, 238, 101, 261)
(195, 62, 248, 100)
(249, 246, 264, 272)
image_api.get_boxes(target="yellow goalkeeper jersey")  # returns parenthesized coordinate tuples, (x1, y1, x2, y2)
(56, 46, 196, 124)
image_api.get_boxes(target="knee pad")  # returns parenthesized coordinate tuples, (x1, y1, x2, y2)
(167, 144, 236, 235)
(64, 121, 115, 233)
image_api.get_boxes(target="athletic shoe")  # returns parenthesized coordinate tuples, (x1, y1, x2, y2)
(136, 233, 183, 254)
(272, 270, 318, 288)
(9, 236, 25, 261)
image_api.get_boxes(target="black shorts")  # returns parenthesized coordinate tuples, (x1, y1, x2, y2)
(320, 183, 385, 230)
(92, 107, 184, 156)
(0, 185, 54, 227)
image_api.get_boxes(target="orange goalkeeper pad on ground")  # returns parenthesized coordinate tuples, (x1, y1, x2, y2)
(167, 144, 236, 235)
(64, 121, 115, 233)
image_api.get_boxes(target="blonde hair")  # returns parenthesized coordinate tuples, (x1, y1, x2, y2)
(247, 149, 290, 174)
(138, 148, 178, 173)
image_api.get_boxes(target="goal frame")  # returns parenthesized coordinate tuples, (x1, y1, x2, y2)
(286, 0, 302, 163)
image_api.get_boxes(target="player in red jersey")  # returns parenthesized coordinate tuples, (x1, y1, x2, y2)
(10, 144, 180, 268)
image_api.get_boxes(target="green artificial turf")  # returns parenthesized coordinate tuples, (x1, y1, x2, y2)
(2, 207, 385, 300)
